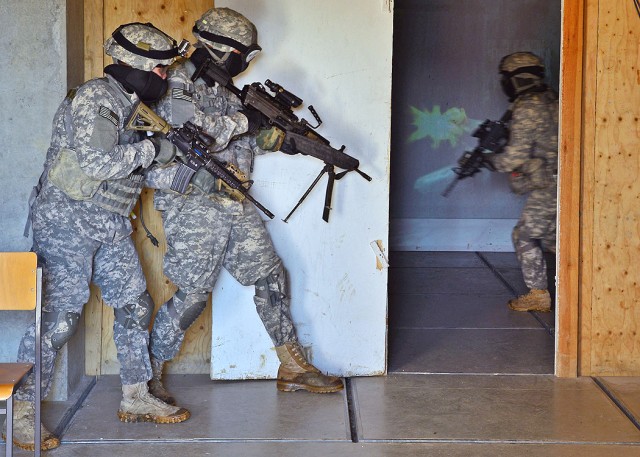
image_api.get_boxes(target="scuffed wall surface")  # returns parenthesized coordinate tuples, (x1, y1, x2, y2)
(0, 0, 71, 399)
(0, 0, 67, 253)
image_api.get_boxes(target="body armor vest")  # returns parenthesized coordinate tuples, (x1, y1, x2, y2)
(47, 77, 145, 216)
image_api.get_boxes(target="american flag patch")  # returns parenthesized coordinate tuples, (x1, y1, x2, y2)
(99, 106, 119, 127)
(172, 88, 193, 102)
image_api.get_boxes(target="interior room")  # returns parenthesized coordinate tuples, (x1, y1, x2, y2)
(2, 1, 640, 456)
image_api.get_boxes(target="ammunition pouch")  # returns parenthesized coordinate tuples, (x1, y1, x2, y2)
(48, 148, 102, 200)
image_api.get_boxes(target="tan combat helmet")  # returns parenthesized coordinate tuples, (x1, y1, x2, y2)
(104, 22, 183, 71)
(192, 7, 261, 71)
(499, 51, 546, 99)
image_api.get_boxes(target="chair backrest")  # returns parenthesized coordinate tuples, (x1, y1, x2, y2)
(0, 252, 38, 311)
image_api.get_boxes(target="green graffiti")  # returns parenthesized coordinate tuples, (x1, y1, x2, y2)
(408, 105, 477, 148)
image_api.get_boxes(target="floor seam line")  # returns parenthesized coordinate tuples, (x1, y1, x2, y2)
(593, 377, 640, 432)
(54, 375, 97, 439)
(356, 438, 640, 445)
(345, 377, 360, 443)
(475, 252, 518, 297)
(475, 251, 553, 336)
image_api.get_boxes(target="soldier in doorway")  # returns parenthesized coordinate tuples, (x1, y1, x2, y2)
(143, 7, 343, 406)
(3, 22, 191, 452)
(489, 52, 559, 312)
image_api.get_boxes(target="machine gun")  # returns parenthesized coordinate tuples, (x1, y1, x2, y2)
(441, 110, 512, 197)
(191, 58, 372, 222)
(125, 102, 274, 219)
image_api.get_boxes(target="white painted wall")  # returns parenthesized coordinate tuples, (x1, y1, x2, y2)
(210, 0, 393, 378)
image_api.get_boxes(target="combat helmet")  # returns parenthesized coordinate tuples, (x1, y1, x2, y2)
(192, 8, 261, 71)
(499, 52, 545, 100)
(104, 22, 183, 72)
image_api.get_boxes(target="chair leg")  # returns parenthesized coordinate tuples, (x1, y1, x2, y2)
(5, 394, 12, 457)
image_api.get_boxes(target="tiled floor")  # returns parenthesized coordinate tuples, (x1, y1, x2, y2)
(2, 252, 640, 456)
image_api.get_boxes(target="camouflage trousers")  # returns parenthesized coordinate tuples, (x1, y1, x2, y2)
(512, 185, 557, 290)
(15, 204, 150, 402)
(150, 194, 297, 361)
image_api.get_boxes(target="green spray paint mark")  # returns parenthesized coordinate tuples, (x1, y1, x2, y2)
(408, 105, 484, 191)
(414, 166, 454, 192)
(408, 105, 479, 148)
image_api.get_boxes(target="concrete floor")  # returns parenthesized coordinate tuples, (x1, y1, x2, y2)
(3, 252, 640, 456)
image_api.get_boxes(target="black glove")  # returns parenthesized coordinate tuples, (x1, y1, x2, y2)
(239, 108, 265, 135)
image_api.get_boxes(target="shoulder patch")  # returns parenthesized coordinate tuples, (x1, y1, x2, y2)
(98, 106, 119, 127)
(172, 88, 194, 103)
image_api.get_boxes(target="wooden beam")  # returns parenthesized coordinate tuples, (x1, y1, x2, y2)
(556, 0, 585, 377)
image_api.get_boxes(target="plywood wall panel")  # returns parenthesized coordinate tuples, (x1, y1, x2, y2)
(577, 0, 601, 376)
(587, 0, 640, 375)
(83, 0, 214, 375)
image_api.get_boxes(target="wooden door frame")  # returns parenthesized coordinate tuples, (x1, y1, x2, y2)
(556, 0, 587, 377)
(79, 0, 585, 377)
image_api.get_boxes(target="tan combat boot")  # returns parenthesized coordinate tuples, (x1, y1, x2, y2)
(1, 400, 60, 451)
(275, 342, 344, 393)
(148, 357, 176, 406)
(118, 382, 190, 424)
(508, 289, 552, 312)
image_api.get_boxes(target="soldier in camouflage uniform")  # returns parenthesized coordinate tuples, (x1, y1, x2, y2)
(4, 23, 191, 452)
(144, 8, 343, 406)
(490, 52, 559, 312)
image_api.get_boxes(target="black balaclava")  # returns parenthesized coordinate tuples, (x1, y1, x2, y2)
(192, 46, 247, 78)
(500, 74, 517, 102)
(104, 64, 168, 104)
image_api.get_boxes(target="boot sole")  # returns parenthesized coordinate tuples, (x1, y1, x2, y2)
(508, 304, 552, 312)
(2, 432, 60, 451)
(277, 380, 344, 393)
(117, 407, 191, 424)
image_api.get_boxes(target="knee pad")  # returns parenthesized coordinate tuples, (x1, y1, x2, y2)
(168, 289, 208, 331)
(114, 290, 154, 330)
(43, 311, 81, 350)
(255, 264, 288, 306)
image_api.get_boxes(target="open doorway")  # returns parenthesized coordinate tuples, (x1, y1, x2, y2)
(388, 0, 562, 374)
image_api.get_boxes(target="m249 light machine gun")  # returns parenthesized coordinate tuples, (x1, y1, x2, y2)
(441, 110, 512, 197)
(192, 59, 372, 222)
(126, 101, 275, 219)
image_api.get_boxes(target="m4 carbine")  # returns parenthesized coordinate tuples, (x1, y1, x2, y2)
(441, 110, 512, 197)
(126, 101, 275, 220)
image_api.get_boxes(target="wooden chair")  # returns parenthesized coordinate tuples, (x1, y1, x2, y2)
(0, 252, 42, 457)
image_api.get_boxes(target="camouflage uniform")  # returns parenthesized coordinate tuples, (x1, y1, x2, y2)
(145, 59, 297, 362)
(492, 87, 559, 290)
(15, 75, 157, 402)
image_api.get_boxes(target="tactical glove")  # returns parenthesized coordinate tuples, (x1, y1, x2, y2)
(191, 168, 219, 194)
(148, 136, 177, 165)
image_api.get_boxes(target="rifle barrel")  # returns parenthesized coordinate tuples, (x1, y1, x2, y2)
(441, 175, 460, 197)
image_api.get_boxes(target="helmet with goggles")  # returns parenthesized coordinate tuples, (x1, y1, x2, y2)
(192, 8, 261, 73)
(104, 22, 184, 72)
(499, 52, 546, 101)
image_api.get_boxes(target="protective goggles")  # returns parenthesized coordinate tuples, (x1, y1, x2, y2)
(193, 24, 261, 65)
